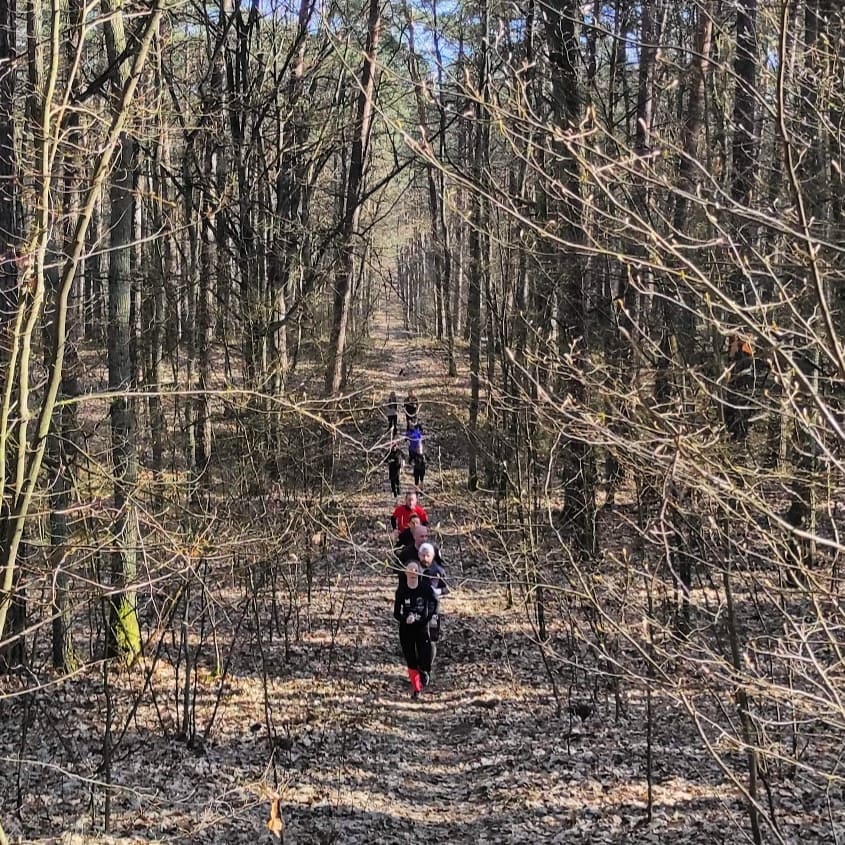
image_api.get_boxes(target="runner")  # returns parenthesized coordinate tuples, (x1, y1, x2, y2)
(390, 491, 428, 538)
(393, 561, 437, 699)
(397, 524, 442, 567)
(413, 452, 426, 492)
(407, 423, 423, 464)
(384, 441, 403, 497)
(419, 542, 449, 671)
(404, 390, 419, 429)
(395, 512, 422, 554)
(385, 391, 399, 437)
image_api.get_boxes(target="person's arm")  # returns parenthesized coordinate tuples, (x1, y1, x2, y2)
(418, 507, 429, 525)
(393, 589, 403, 622)
(436, 564, 449, 595)
(420, 585, 437, 624)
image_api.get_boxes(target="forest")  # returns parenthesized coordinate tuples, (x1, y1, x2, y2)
(0, 0, 844, 842)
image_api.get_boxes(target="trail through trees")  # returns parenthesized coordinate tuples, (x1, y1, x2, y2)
(0, 296, 791, 844)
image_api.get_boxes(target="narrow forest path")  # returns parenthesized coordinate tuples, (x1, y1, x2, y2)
(277, 296, 572, 843)
(275, 297, 706, 844)
(0, 294, 757, 845)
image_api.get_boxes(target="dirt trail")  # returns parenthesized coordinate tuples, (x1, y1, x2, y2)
(1, 296, 744, 845)
(273, 298, 750, 844)
(278, 297, 559, 843)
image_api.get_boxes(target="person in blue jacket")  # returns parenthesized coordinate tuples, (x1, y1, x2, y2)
(407, 422, 423, 463)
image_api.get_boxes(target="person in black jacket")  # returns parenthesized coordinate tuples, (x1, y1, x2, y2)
(386, 391, 399, 437)
(412, 452, 426, 491)
(404, 391, 419, 429)
(384, 441, 403, 497)
(395, 513, 422, 553)
(419, 542, 449, 664)
(393, 561, 437, 699)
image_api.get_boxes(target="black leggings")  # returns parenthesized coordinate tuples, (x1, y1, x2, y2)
(387, 414, 398, 437)
(389, 469, 400, 496)
(399, 623, 432, 672)
(413, 458, 426, 486)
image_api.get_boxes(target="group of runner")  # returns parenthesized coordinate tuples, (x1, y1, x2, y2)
(389, 490, 449, 700)
(384, 391, 426, 496)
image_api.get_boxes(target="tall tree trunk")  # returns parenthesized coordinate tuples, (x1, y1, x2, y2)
(728, 0, 758, 307)
(104, 0, 141, 659)
(147, 57, 170, 477)
(0, 0, 18, 319)
(0, 0, 24, 670)
(325, 0, 381, 396)
(466, 0, 489, 492)
(405, 0, 451, 360)
(51, 0, 86, 670)
(194, 44, 224, 476)
(783, 0, 828, 572)
(544, 0, 596, 556)
(271, 0, 315, 388)
(722, 0, 759, 442)
(654, 3, 712, 401)
(106, 132, 141, 659)
(432, 1, 457, 376)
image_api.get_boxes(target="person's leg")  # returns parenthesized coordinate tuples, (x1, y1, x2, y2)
(428, 599, 440, 671)
(399, 625, 417, 668)
(399, 625, 421, 694)
(415, 625, 433, 682)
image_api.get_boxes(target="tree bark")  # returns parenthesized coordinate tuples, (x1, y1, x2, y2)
(104, 0, 141, 659)
(466, 0, 489, 492)
(106, 132, 141, 659)
(325, 0, 382, 396)
(543, 0, 596, 556)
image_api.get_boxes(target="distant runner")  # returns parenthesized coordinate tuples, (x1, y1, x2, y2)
(404, 390, 419, 429)
(384, 441, 403, 497)
(385, 390, 399, 438)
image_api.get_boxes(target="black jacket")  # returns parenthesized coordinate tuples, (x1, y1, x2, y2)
(385, 447, 402, 477)
(396, 526, 416, 549)
(393, 580, 437, 625)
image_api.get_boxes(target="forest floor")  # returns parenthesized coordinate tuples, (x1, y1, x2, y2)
(0, 296, 837, 844)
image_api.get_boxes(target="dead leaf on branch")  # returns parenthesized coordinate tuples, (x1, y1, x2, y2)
(267, 796, 284, 839)
(257, 784, 286, 840)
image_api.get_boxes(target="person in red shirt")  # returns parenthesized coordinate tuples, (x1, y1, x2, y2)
(390, 491, 428, 538)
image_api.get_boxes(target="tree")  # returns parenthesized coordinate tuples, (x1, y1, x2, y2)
(543, 0, 596, 556)
(103, 0, 142, 659)
(325, 0, 383, 397)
